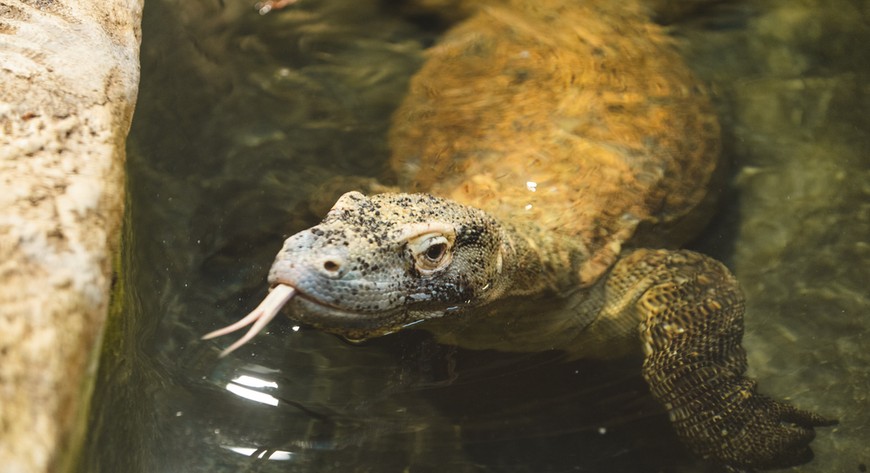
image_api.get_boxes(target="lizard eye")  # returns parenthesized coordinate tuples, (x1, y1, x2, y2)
(424, 242, 447, 262)
(408, 232, 454, 274)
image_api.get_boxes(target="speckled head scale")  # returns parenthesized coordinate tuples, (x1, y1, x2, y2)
(261, 191, 513, 339)
(202, 191, 514, 354)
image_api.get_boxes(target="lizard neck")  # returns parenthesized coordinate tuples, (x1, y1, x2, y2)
(497, 222, 586, 298)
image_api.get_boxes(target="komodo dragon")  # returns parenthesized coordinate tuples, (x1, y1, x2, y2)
(204, 0, 834, 470)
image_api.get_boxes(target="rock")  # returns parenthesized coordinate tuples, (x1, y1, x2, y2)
(0, 1, 141, 472)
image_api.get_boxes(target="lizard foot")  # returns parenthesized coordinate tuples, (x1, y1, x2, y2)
(625, 249, 836, 471)
(644, 349, 836, 471)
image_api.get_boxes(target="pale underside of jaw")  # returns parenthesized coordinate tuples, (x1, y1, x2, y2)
(201, 284, 297, 357)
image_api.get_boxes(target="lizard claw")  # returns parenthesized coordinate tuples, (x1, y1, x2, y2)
(716, 388, 836, 470)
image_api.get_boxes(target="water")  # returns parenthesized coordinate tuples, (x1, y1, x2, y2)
(80, 0, 869, 472)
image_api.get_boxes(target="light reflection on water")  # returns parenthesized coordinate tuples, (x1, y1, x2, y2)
(80, 0, 869, 472)
(222, 446, 296, 461)
(226, 374, 280, 406)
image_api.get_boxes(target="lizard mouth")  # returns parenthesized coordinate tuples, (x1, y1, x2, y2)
(201, 283, 408, 357)
(289, 288, 409, 338)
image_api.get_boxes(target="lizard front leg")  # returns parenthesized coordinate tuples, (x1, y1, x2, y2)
(602, 249, 834, 471)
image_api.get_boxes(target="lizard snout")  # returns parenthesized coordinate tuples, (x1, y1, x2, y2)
(267, 228, 354, 290)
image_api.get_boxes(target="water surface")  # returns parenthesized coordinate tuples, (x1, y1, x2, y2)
(81, 1, 869, 472)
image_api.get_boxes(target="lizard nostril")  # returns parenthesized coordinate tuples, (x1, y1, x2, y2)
(320, 258, 343, 277)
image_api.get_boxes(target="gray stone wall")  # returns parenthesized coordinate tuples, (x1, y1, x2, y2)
(0, 1, 142, 472)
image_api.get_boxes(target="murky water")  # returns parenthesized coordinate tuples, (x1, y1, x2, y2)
(80, 0, 869, 472)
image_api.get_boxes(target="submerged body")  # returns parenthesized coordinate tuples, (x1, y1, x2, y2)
(391, 0, 720, 288)
(205, 0, 833, 471)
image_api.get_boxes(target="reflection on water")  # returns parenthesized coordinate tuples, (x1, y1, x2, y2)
(80, 0, 868, 472)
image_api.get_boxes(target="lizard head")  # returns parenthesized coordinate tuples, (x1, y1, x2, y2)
(204, 191, 515, 355)
(270, 191, 515, 337)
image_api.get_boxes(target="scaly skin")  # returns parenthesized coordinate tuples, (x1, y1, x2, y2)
(390, 0, 721, 285)
(208, 191, 834, 471)
(205, 0, 835, 470)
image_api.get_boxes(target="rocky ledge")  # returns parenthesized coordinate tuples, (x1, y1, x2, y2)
(0, 1, 141, 472)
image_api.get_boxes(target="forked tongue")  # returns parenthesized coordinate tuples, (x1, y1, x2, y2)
(202, 284, 296, 357)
